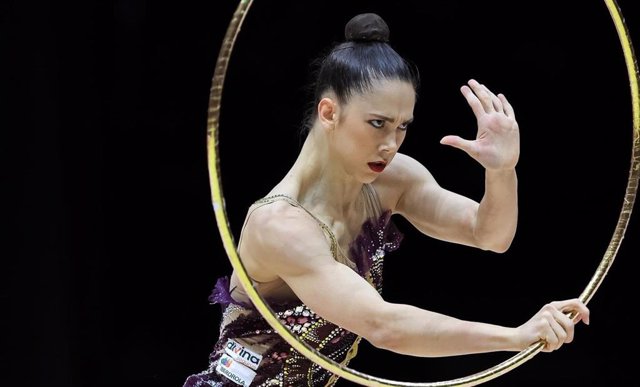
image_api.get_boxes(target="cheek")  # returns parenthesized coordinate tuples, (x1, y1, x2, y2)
(396, 131, 407, 148)
(355, 126, 374, 144)
(340, 124, 372, 149)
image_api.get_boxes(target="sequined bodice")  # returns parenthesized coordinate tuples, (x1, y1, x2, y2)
(184, 188, 403, 387)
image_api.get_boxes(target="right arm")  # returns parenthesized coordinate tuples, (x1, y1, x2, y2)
(240, 204, 590, 357)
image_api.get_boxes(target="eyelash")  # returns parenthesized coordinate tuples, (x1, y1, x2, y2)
(369, 120, 409, 131)
(369, 119, 385, 129)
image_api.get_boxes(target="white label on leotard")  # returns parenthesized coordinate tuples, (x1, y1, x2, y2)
(224, 339, 263, 371)
(216, 353, 256, 387)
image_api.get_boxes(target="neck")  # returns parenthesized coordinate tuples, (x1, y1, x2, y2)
(284, 127, 364, 217)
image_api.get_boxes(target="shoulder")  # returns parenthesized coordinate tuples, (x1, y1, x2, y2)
(373, 152, 439, 210)
(240, 200, 335, 275)
(246, 200, 323, 240)
(384, 152, 434, 180)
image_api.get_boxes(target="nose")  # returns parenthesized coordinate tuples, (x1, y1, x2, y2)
(379, 132, 398, 154)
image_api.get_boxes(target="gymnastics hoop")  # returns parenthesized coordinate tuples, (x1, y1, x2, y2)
(205, 1, 639, 385)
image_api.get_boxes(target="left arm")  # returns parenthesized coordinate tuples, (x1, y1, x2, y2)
(391, 79, 520, 252)
(474, 168, 518, 252)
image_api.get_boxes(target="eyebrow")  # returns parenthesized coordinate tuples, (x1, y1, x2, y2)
(371, 113, 414, 124)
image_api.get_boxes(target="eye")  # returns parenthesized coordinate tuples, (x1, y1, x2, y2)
(398, 122, 410, 131)
(369, 119, 385, 129)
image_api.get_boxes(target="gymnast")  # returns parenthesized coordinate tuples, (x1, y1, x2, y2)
(184, 12, 590, 387)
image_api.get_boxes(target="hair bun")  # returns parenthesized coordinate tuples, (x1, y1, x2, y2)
(344, 13, 390, 43)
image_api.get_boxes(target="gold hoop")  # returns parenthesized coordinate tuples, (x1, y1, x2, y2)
(205, 1, 639, 385)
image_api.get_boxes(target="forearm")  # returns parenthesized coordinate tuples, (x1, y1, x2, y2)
(372, 303, 520, 357)
(474, 168, 518, 252)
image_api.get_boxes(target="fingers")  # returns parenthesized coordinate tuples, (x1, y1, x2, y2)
(498, 93, 515, 118)
(467, 80, 493, 113)
(440, 135, 476, 156)
(546, 308, 573, 351)
(461, 79, 501, 113)
(461, 79, 515, 118)
(460, 83, 486, 117)
(482, 84, 504, 113)
(538, 299, 590, 352)
(551, 298, 591, 325)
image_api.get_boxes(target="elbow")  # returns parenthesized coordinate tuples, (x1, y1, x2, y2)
(493, 232, 516, 253)
(474, 231, 516, 253)
(368, 327, 396, 351)
(486, 239, 512, 254)
(478, 240, 512, 254)
(362, 307, 403, 352)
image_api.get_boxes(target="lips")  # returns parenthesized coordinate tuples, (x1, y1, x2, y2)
(368, 161, 387, 173)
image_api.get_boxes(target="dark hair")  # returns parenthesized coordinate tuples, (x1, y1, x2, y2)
(301, 13, 420, 135)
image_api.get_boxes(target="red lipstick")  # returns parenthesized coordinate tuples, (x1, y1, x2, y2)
(368, 161, 386, 173)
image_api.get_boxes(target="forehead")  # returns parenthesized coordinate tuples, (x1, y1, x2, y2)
(347, 79, 415, 114)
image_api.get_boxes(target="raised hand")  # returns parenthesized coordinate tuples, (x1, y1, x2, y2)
(440, 79, 520, 171)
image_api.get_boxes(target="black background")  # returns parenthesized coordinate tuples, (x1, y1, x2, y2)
(4, 1, 640, 386)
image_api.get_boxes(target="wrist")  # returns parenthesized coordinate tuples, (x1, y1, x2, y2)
(485, 168, 517, 183)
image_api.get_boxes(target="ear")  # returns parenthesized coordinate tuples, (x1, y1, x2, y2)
(317, 97, 338, 130)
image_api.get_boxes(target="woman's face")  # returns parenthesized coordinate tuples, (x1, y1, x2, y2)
(332, 79, 415, 183)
